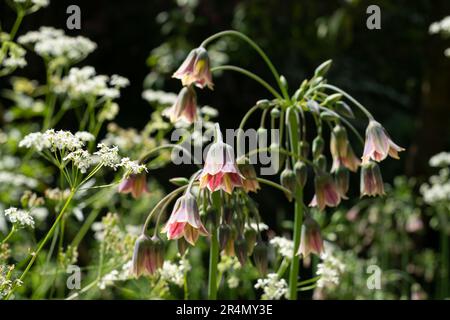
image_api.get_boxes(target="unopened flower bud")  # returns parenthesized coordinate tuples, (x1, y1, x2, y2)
(294, 161, 308, 188)
(280, 167, 296, 201)
(234, 236, 248, 266)
(312, 136, 324, 159)
(238, 158, 260, 193)
(219, 224, 233, 251)
(299, 141, 310, 159)
(130, 234, 165, 277)
(335, 166, 349, 199)
(330, 125, 348, 158)
(335, 101, 354, 118)
(256, 99, 271, 109)
(360, 161, 385, 197)
(314, 155, 327, 172)
(270, 108, 280, 119)
(253, 242, 268, 276)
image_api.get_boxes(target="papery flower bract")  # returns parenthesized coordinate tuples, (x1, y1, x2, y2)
(237, 158, 260, 193)
(362, 120, 405, 164)
(297, 216, 324, 257)
(173, 47, 214, 89)
(118, 173, 149, 199)
(161, 193, 208, 245)
(164, 86, 198, 124)
(360, 161, 385, 197)
(199, 128, 243, 194)
(130, 234, 164, 277)
(309, 172, 341, 211)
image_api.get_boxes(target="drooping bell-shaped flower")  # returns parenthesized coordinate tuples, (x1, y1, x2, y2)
(330, 125, 361, 172)
(118, 172, 149, 199)
(362, 120, 405, 164)
(252, 242, 268, 276)
(297, 215, 324, 257)
(161, 192, 208, 245)
(164, 86, 198, 124)
(360, 161, 385, 197)
(334, 166, 349, 199)
(309, 172, 341, 211)
(237, 158, 260, 193)
(172, 47, 214, 89)
(199, 124, 243, 194)
(130, 234, 164, 277)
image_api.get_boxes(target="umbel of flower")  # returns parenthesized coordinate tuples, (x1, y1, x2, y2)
(362, 120, 405, 164)
(297, 215, 324, 258)
(118, 173, 148, 199)
(330, 125, 360, 172)
(199, 124, 244, 194)
(309, 171, 341, 211)
(360, 161, 385, 197)
(130, 234, 164, 277)
(237, 157, 260, 193)
(173, 47, 214, 90)
(164, 86, 198, 124)
(162, 192, 208, 245)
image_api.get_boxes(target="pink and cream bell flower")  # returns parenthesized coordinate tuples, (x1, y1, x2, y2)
(309, 172, 341, 211)
(172, 47, 214, 90)
(360, 161, 385, 197)
(118, 172, 149, 199)
(297, 215, 324, 258)
(164, 86, 198, 124)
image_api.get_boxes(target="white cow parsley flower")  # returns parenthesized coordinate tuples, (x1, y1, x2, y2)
(110, 75, 130, 88)
(93, 143, 121, 169)
(159, 259, 191, 287)
(64, 149, 93, 173)
(120, 158, 147, 175)
(270, 236, 294, 259)
(429, 152, 450, 168)
(316, 251, 346, 288)
(3, 207, 35, 228)
(74, 131, 95, 143)
(255, 273, 288, 300)
(18, 132, 50, 151)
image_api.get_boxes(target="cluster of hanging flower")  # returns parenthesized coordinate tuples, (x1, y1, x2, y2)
(129, 44, 405, 281)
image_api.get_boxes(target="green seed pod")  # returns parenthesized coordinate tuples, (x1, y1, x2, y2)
(312, 136, 324, 159)
(252, 242, 269, 276)
(280, 167, 296, 202)
(294, 161, 308, 188)
(234, 236, 248, 266)
(244, 228, 257, 255)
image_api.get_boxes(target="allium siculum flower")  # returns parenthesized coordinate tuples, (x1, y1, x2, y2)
(360, 161, 385, 197)
(297, 216, 324, 258)
(334, 166, 349, 199)
(164, 86, 198, 124)
(362, 120, 405, 164)
(130, 234, 164, 277)
(237, 158, 260, 193)
(330, 125, 361, 172)
(309, 172, 341, 211)
(118, 172, 148, 199)
(199, 125, 244, 194)
(161, 192, 208, 245)
(172, 47, 214, 89)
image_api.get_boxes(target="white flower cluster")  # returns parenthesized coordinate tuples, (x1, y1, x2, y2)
(98, 260, 132, 290)
(93, 143, 121, 170)
(429, 16, 450, 36)
(0, 265, 22, 299)
(55, 66, 127, 100)
(429, 152, 450, 168)
(64, 149, 93, 174)
(18, 27, 96, 62)
(270, 236, 294, 259)
(254, 273, 288, 300)
(120, 158, 147, 175)
(420, 168, 450, 205)
(3, 207, 35, 228)
(13, 0, 49, 8)
(19, 129, 86, 152)
(142, 89, 177, 105)
(159, 259, 191, 287)
(0, 171, 38, 189)
(316, 251, 346, 289)
(1, 43, 27, 70)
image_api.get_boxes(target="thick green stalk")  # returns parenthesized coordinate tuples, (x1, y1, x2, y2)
(208, 191, 221, 299)
(288, 192, 303, 300)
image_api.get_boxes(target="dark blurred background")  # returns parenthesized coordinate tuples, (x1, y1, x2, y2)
(1, 0, 449, 211)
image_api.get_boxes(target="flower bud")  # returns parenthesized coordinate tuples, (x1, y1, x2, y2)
(280, 167, 296, 201)
(130, 234, 164, 277)
(234, 236, 248, 266)
(256, 99, 271, 109)
(314, 59, 332, 78)
(334, 101, 354, 118)
(252, 242, 268, 276)
(335, 166, 349, 199)
(294, 161, 308, 188)
(360, 161, 385, 197)
(314, 155, 327, 172)
(177, 238, 188, 256)
(237, 158, 260, 193)
(330, 125, 348, 158)
(299, 141, 310, 159)
(312, 136, 324, 159)
(244, 228, 257, 255)
(270, 108, 280, 119)
(297, 216, 324, 257)
(219, 223, 233, 251)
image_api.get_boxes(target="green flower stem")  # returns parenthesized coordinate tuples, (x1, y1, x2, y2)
(236, 103, 262, 155)
(211, 65, 282, 99)
(288, 191, 304, 300)
(208, 191, 221, 299)
(1, 225, 16, 244)
(6, 188, 76, 299)
(139, 144, 199, 165)
(9, 9, 24, 40)
(320, 84, 374, 121)
(276, 258, 290, 278)
(201, 30, 289, 100)
(256, 178, 292, 198)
